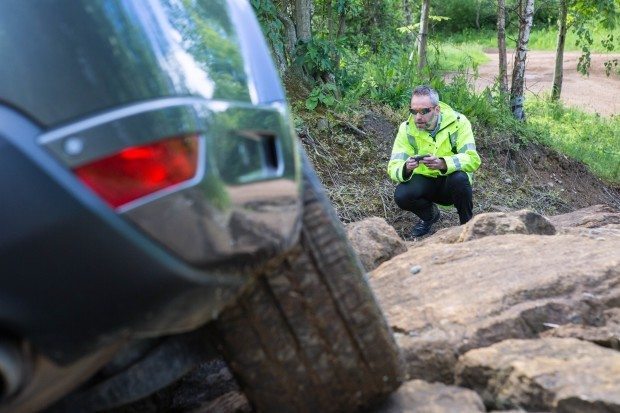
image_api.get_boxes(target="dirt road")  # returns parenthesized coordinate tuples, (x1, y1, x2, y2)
(474, 51, 620, 116)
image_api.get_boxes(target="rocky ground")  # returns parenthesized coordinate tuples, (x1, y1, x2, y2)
(350, 204, 620, 412)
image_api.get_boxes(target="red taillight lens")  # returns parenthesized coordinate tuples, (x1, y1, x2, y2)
(74, 134, 199, 208)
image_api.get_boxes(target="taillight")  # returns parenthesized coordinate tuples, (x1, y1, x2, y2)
(74, 134, 199, 208)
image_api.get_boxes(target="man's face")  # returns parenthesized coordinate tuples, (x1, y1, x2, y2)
(410, 95, 440, 131)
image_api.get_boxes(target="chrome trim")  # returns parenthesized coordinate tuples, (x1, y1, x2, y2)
(38, 98, 302, 268)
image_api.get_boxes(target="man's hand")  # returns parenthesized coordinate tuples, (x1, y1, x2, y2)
(420, 155, 447, 171)
(405, 157, 419, 173)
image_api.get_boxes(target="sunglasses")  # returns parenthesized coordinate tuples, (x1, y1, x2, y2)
(409, 107, 435, 115)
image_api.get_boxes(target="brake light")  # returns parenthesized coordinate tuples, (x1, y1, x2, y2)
(74, 134, 199, 208)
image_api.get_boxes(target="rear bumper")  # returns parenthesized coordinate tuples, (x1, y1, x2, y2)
(0, 98, 301, 363)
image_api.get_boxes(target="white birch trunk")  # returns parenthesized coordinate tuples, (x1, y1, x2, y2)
(417, 0, 430, 70)
(510, 0, 534, 120)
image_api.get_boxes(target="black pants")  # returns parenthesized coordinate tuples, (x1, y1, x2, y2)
(394, 171, 473, 224)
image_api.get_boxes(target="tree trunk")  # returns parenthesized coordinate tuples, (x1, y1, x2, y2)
(497, 0, 509, 95)
(510, 0, 534, 120)
(475, 0, 481, 29)
(418, 0, 430, 70)
(551, 0, 568, 101)
(294, 0, 312, 43)
(337, 7, 346, 37)
(403, 0, 413, 43)
(277, 10, 298, 61)
(327, 0, 336, 42)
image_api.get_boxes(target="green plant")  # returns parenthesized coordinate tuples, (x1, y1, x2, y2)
(526, 97, 620, 183)
(295, 38, 338, 80)
(305, 83, 338, 110)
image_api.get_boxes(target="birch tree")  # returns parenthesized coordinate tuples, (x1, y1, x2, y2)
(418, 0, 430, 70)
(551, 0, 569, 100)
(510, 0, 534, 120)
(403, 0, 414, 43)
(497, 0, 509, 95)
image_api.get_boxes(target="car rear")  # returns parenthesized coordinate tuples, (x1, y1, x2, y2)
(0, 0, 302, 410)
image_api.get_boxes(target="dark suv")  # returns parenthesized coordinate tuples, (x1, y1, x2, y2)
(0, 1, 403, 412)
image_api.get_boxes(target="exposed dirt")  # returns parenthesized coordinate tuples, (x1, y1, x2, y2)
(474, 51, 620, 116)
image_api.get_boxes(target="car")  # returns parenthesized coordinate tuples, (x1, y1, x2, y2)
(0, 1, 404, 412)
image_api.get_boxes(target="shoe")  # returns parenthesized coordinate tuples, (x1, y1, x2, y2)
(410, 209, 440, 237)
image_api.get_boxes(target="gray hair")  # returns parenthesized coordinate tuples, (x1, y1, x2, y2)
(412, 85, 439, 105)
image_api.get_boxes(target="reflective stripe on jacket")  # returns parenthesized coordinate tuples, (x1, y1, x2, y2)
(387, 101, 481, 183)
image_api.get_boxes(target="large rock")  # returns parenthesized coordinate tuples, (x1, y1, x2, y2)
(457, 210, 556, 241)
(372, 380, 485, 413)
(417, 210, 556, 246)
(549, 204, 620, 229)
(370, 233, 620, 383)
(540, 308, 620, 350)
(346, 217, 407, 271)
(455, 337, 620, 412)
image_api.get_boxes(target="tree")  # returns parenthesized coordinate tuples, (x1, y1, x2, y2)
(551, 0, 569, 100)
(418, 0, 430, 70)
(251, 0, 316, 78)
(510, 0, 534, 120)
(295, 0, 313, 43)
(403, 0, 414, 43)
(497, 0, 509, 95)
(571, 0, 618, 76)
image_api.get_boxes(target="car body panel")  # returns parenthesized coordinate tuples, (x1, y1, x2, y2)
(0, 0, 300, 366)
(0, 0, 284, 128)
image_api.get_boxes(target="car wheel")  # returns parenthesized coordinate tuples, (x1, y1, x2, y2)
(213, 153, 404, 413)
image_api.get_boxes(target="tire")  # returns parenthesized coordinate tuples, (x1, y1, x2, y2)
(214, 154, 404, 413)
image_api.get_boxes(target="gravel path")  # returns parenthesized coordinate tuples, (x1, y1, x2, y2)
(474, 50, 620, 116)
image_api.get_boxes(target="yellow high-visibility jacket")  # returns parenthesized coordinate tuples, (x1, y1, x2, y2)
(387, 102, 481, 183)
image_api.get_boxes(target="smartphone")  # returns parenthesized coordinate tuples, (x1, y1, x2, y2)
(413, 154, 430, 161)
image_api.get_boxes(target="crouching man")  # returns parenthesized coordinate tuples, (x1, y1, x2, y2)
(387, 85, 481, 237)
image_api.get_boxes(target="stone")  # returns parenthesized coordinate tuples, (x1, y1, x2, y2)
(371, 233, 620, 383)
(549, 204, 620, 229)
(416, 210, 556, 247)
(409, 265, 422, 275)
(346, 217, 407, 271)
(372, 380, 485, 413)
(316, 118, 329, 132)
(540, 323, 620, 350)
(456, 210, 556, 242)
(455, 337, 620, 412)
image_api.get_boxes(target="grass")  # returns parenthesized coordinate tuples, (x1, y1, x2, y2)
(428, 41, 490, 70)
(528, 25, 620, 52)
(444, 25, 620, 52)
(526, 98, 620, 183)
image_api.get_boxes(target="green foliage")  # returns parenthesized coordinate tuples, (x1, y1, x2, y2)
(345, 49, 422, 107)
(295, 38, 338, 79)
(430, 0, 497, 33)
(570, 0, 619, 75)
(246, 0, 619, 185)
(305, 83, 338, 110)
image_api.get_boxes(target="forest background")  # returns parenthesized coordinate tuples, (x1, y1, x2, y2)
(249, 0, 619, 233)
